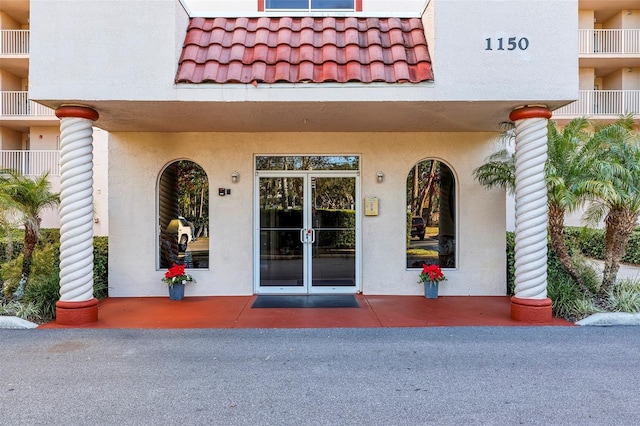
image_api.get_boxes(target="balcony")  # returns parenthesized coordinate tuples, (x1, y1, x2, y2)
(579, 29, 640, 54)
(0, 91, 55, 117)
(0, 29, 29, 55)
(554, 90, 640, 118)
(0, 150, 60, 176)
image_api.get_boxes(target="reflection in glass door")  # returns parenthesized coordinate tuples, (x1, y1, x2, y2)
(258, 175, 305, 288)
(256, 172, 359, 294)
(310, 177, 356, 290)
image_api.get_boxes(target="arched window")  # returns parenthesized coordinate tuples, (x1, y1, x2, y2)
(158, 160, 209, 269)
(406, 159, 456, 269)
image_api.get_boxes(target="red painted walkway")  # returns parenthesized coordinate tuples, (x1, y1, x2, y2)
(40, 295, 573, 328)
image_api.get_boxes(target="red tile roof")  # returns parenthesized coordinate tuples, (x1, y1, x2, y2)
(176, 17, 433, 84)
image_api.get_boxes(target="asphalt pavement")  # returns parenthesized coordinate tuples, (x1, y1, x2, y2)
(1, 327, 639, 425)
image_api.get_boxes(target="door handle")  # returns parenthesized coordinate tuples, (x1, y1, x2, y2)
(300, 228, 306, 243)
(309, 228, 315, 244)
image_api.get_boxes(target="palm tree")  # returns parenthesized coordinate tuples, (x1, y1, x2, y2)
(0, 170, 60, 299)
(582, 117, 640, 295)
(474, 118, 595, 292)
(544, 117, 597, 292)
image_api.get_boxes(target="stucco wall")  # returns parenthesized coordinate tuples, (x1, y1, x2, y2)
(108, 131, 506, 297)
(431, 0, 577, 102)
(30, 0, 577, 105)
(0, 69, 21, 91)
(30, 0, 191, 102)
(579, 68, 595, 89)
(35, 127, 108, 234)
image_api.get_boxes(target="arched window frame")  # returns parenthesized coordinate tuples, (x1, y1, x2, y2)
(157, 159, 209, 270)
(406, 157, 458, 269)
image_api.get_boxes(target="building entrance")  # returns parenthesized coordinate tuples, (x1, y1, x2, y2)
(254, 156, 360, 294)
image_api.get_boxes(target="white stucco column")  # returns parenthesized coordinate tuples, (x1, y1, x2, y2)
(509, 106, 553, 323)
(54, 106, 100, 325)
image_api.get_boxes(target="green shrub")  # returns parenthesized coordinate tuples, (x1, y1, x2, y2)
(0, 228, 24, 263)
(0, 300, 41, 322)
(93, 236, 109, 299)
(565, 226, 604, 259)
(506, 232, 515, 295)
(623, 231, 640, 265)
(608, 278, 640, 313)
(1, 242, 60, 298)
(38, 228, 59, 245)
(0, 229, 59, 266)
(565, 226, 640, 265)
(24, 271, 60, 321)
(0, 238, 24, 263)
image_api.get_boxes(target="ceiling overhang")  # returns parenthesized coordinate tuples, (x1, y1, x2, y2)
(37, 97, 572, 133)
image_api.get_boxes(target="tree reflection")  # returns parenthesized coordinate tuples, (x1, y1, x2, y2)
(407, 160, 456, 268)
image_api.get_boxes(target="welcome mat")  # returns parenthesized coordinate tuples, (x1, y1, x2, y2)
(252, 295, 359, 308)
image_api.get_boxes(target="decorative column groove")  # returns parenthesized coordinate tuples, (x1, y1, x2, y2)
(509, 106, 553, 324)
(55, 106, 99, 325)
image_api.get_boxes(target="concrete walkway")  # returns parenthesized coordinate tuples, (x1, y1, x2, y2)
(586, 258, 640, 281)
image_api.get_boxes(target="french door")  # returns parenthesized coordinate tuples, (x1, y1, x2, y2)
(255, 172, 360, 294)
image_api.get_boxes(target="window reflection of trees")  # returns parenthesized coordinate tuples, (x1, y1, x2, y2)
(255, 156, 359, 171)
(158, 160, 209, 269)
(407, 160, 456, 269)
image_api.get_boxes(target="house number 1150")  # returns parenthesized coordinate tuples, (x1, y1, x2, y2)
(485, 37, 529, 51)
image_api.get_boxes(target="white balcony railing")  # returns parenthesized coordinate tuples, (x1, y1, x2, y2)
(554, 90, 640, 117)
(579, 29, 640, 54)
(0, 91, 56, 117)
(0, 30, 29, 55)
(0, 150, 60, 176)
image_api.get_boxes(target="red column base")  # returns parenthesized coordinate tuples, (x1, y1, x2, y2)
(56, 298, 99, 326)
(511, 296, 553, 324)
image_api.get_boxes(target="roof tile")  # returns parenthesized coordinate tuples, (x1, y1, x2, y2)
(176, 17, 433, 84)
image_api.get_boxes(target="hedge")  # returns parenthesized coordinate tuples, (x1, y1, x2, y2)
(0, 230, 108, 300)
(259, 208, 356, 251)
(564, 226, 640, 265)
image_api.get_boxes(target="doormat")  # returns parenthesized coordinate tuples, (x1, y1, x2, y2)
(252, 295, 359, 308)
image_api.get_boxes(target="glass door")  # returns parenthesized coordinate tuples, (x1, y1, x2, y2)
(255, 172, 359, 294)
(257, 174, 306, 291)
(309, 176, 357, 292)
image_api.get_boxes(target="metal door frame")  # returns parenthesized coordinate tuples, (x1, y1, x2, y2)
(254, 170, 361, 294)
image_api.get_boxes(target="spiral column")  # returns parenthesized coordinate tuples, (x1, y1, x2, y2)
(55, 106, 100, 325)
(509, 106, 553, 323)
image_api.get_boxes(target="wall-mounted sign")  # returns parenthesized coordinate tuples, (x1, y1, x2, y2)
(485, 37, 529, 51)
(364, 197, 378, 216)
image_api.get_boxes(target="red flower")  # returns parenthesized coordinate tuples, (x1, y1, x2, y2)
(162, 263, 195, 286)
(164, 263, 186, 280)
(418, 264, 446, 284)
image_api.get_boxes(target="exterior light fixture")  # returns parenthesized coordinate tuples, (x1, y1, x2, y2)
(231, 171, 239, 183)
(376, 171, 384, 183)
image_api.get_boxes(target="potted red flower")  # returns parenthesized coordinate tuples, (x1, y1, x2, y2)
(418, 264, 446, 299)
(162, 263, 195, 300)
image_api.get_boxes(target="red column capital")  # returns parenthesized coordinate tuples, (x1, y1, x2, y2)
(509, 106, 552, 122)
(55, 105, 99, 121)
